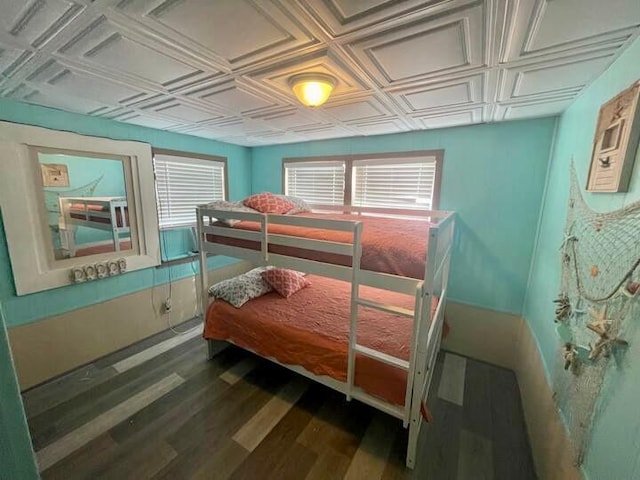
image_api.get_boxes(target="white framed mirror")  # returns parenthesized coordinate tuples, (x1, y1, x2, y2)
(0, 121, 161, 295)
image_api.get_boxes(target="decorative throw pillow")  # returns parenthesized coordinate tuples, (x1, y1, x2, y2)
(205, 200, 258, 226)
(208, 267, 272, 307)
(243, 192, 295, 214)
(274, 194, 312, 215)
(261, 268, 310, 298)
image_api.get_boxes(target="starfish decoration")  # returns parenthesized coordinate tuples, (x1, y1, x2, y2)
(586, 306, 628, 360)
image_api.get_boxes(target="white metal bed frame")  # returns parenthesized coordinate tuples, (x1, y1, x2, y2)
(196, 204, 455, 468)
(58, 196, 130, 257)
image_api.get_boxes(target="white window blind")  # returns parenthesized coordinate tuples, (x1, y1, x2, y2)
(285, 161, 345, 205)
(154, 153, 225, 228)
(352, 157, 437, 210)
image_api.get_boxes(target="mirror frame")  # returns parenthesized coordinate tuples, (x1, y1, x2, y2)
(0, 121, 161, 295)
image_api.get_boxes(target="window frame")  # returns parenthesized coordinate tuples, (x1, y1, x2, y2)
(282, 150, 444, 210)
(153, 148, 229, 230)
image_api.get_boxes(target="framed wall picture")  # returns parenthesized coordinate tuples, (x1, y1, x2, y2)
(41, 163, 70, 187)
(587, 80, 640, 192)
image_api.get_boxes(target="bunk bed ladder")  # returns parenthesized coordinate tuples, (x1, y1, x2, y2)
(346, 223, 363, 401)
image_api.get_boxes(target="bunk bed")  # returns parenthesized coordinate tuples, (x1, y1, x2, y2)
(58, 196, 130, 257)
(196, 204, 455, 468)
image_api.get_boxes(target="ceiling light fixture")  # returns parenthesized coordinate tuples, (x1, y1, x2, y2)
(288, 73, 336, 107)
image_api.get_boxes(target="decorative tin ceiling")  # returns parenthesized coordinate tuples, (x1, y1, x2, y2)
(1, 0, 639, 146)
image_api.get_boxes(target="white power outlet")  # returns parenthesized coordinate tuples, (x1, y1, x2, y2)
(163, 298, 172, 313)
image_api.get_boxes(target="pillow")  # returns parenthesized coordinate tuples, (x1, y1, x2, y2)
(206, 200, 257, 226)
(274, 194, 311, 215)
(208, 267, 272, 307)
(243, 192, 295, 214)
(261, 268, 310, 298)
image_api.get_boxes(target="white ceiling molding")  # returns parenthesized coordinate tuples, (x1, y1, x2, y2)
(0, 0, 638, 146)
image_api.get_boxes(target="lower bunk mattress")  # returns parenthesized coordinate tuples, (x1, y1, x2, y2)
(204, 274, 436, 407)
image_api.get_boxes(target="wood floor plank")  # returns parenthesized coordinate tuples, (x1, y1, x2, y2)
(41, 433, 118, 480)
(304, 449, 353, 480)
(220, 356, 260, 385)
(36, 373, 184, 472)
(381, 423, 412, 480)
(490, 367, 536, 480)
(457, 429, 493, 480)
(418, 355, 464, 479)
(151, 365, 292, 479)
(29, 336, 205, 450)
(344, 413, 398, 480)
(233, 377, 309, 452)
(298, 389, 372, 458)
(462, 359, 493, 440)
(111, 326, 202, 373)
(438, 352, 467, 406)
(189, 440, 249, 480)
(22, 364, 118, 419)
(95, 441, 177, 480)
(229, 384, 324, 480)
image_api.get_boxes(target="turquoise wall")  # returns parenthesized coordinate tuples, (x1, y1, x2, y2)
(252, 118, 557, 315)
(524, 37, 640, 480)
(0, 98, 252, 327)
(0, 302, 38, 480)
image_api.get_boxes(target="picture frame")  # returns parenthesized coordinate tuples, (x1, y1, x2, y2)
(40, 163, 70, 187)
(586, 80, 640, 192)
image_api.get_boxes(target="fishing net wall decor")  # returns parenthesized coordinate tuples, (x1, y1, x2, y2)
(553, 164, 640, 464)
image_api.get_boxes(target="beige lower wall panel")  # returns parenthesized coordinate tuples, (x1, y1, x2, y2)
(442, 302, 522, 369)
(514, 317, 582, 480)
(9, 262, 250, 390)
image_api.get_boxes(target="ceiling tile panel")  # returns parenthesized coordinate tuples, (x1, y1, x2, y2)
(389, 74, 484, 114)
(416, 107, 483, 128)
(344, 2, 485, 87)
(298, 0, 475, 37)
(499, 51, 617, 102)
(504, 0, 640, 61)
(117, 0, 318, 68)
(494, 98, 575, 121)
(323, 96, 392, 123)
(0, 0, 638, 146)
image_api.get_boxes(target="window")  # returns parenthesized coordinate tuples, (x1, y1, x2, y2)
(284, 160, 345, 205)
(283, 151, 442, 210)
(153, 150, 227, 229)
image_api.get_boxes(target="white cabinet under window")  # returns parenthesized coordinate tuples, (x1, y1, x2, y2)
(153, 150, 227, 229)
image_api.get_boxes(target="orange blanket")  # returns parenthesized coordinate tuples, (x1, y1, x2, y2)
(208, 213, 430, 279)
(204, 275, 435, 406)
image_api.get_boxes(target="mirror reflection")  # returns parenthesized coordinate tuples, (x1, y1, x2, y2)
(38, 152, 132, 260)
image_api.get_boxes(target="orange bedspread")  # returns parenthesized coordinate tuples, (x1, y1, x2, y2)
(208, 213, 430, 279)
(204, 275, 434, 406)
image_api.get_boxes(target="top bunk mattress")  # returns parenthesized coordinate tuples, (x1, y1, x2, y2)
(207, 212, 431, 279)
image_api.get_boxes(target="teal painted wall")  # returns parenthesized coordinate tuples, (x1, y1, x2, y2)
(252, 118, 557, 315)
(524, 37, 640, 480)
(0, 302, 38, 480)
(0, 98, 252, 327)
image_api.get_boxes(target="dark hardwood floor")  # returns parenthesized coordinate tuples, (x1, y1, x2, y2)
(22, 318, 537, 479)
